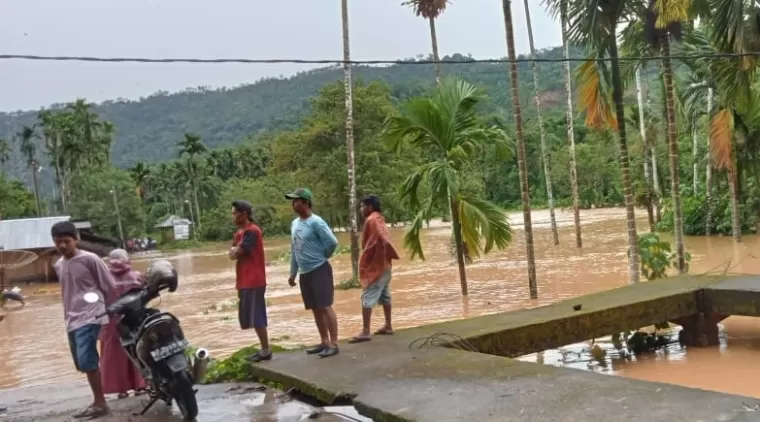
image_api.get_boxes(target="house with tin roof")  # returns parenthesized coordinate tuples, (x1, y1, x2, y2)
(0, 216, 119, 284)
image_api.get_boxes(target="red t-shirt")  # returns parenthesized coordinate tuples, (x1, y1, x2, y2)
(233, 223, 266, 289)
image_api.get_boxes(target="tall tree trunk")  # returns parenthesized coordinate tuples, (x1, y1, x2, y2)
(341, 0, 360, 281)
(636, 69, 656, 233)
(645, 78, 662, 222)
(524, 0, 559, 246)
(502, 0, 538, 298)
(450, 196, 468, 295)
(728, 166, 742, 242)
(692, 128, 699, 194)
(561, 5, 582, 248)
(429, 17, 442, 85)
(56, 162, 67, 212)
(31, 162, 42, 217)
(428, 17, 453, 225)
(192, 182, 201, 228)
(705, 87, 713, 235)
(189, 161, 202, 229)
(609, 38, 640, 284)
(661, 39, 686, 273)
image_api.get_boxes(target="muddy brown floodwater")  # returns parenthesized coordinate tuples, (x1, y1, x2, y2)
(2, 208, 760, 400)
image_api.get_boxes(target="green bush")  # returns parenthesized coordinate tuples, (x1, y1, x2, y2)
(658, 192, 755, 235)
(638, 233, 691, 280)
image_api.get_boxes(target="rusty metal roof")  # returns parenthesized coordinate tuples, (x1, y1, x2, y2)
(0, 216, 72, 250)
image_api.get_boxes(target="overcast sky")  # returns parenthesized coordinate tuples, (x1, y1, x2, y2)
(0, 0, 562, 112)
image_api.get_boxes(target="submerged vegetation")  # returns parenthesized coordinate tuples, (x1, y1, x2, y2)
(191, 345, 292, 385)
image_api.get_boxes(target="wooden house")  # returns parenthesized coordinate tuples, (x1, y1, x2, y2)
(0, 216, 118, 285)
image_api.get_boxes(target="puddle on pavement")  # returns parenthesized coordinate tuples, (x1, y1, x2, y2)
(3, 208, 760, 403)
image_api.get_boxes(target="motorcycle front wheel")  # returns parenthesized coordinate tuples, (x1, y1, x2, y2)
(172, 370, 198, 421)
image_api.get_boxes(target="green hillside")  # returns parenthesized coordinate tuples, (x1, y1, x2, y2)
(0, 46, 588, 170)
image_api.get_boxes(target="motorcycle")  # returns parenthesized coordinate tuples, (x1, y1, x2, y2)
(83, 260, 209, 421)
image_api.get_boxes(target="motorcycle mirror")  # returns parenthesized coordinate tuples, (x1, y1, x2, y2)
(83, 292, 100, 304)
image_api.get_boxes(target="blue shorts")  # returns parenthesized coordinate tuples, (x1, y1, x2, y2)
(361, 269, 392, 308)
(238, 287, 268, 329)
(67, 324, 101, 373)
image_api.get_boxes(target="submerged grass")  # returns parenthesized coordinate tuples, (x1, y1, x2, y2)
(187, 344, 299, 386)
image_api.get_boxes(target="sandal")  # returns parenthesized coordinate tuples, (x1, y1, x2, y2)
(117, 392, 129, 399)
(374, 328, 394, 335)
(73, 405, 110, 419)
(348, 336, 372, 344)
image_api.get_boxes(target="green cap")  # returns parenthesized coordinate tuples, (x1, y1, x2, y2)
(285, 188, 314, 202)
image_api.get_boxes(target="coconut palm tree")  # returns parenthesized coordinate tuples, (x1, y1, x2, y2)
(644, 0, 691, 273)
(403, 0, 449, 84)
(619, 18, 663, 224)
(503, 0, 538, 297)
(559, 0, 583, 248)
(341, 0, 360, 281)
(706, 0, 760, 243)
(177, 133, 207, 228)
(678, 11, 760, 243)
(384, 78, 513, 296)
(523, 0, 559, 246)
(16, 126, 42, 216)
(552, 0, 641, 283)
(129, 162, 151, 202)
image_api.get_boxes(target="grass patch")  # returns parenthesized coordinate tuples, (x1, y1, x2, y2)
(267, 248, 292, 265)
(158, 239, 216, 251)
(193, 344, 297, 386)
(333, 245, 351, 256)
(336, 278, 360, 290)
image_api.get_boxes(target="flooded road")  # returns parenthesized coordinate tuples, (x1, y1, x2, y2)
(2, 207, 760, 399)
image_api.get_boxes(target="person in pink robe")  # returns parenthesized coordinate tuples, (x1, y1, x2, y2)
(99, 249, 147, 398)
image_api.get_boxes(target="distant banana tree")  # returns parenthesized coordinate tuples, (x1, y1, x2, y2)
(384, 78, 513, 296)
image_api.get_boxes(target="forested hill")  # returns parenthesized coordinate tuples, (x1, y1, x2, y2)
(0, 45, 585, 167)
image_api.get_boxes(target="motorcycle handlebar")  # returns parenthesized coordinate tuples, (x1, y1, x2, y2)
(103, 284, 172, 316)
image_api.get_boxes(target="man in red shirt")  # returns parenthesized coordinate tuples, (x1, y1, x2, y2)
(349, 195, 400, 343)
(230, 200, 271, 362)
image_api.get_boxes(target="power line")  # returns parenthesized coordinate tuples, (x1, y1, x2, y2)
(0, 52, 758, 65)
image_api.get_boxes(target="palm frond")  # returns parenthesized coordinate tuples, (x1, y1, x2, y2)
(653, 0, 690, 28)
(403, 210, 428, 260)
(619, 20, 653, 86)
(457, 194, 512, 258)
(710, 108, 734, 170)
(576, 55, 617, 130)
(402, 0, 449, 19)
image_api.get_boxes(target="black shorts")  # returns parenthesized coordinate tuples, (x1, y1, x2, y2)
(299, 261, 334, 310)
(238, 287, 268, 329)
